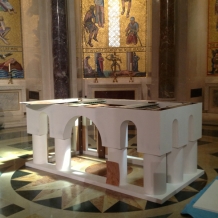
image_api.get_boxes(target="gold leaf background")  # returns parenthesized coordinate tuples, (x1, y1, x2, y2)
(81, 0, 147, 76)
(0, 0, 23, 74)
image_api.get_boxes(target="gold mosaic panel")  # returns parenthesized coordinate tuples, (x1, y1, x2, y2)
(79, 0, 147, 78)
(208, 0, 218, 75)
(0, 0, 24, 79)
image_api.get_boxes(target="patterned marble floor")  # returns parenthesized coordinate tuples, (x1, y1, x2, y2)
(0, 125, 217, 218)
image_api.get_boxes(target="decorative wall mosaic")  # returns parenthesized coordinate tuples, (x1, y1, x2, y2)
(0, 0, 24, 80)
(208, 0, 218, 75)
(80, 0, 147, 78)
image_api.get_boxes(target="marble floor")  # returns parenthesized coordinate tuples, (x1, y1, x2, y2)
(0, 125, 217, 218)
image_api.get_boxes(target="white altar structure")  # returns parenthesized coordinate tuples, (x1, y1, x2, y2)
(22, 98, 204, 204)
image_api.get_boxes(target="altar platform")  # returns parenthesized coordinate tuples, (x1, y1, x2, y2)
(21, 98, 204, 204)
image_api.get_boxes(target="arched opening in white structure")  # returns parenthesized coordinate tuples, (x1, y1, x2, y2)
(63, 115, 104, 159)
(46, 116, 79, 167)
(61, 116, 107, 178)
(83, 117, 105, 159)
(120, 120, 144, 186)
(127, 121, 143, 158)
(85, 117, 97, 152)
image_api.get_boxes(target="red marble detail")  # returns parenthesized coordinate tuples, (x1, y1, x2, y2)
(106, 161, 120, 186)
(85, 163, 133, 178)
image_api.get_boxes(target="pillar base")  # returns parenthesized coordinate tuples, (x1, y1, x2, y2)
(26, 160, 204, 204)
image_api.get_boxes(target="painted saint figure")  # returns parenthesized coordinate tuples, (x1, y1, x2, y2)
(121, 0, 132, 18)
(0, 16, 10, 45)
(0, 0, 16, 14)
(211, 49, 218, 74)
(84, 5, 99, 47)
(95, 0, 105, 27)
(96, 53, 104, 77)
(132, 52, 140, 72)
(84, 56, 93, 74)
(106, 53, 122, 72)
(125, 17, 139, 45)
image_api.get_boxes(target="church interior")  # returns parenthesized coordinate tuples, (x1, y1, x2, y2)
(0, 0, 218, 217)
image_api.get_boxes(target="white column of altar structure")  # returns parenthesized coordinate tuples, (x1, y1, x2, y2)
(143, 153, 167, 195)
(55, 138, 72, 171)
(107, 147, 127, 185)
(183, 141, 198, 174)
(32, 134, 48, 164)
(167, 147, 184, 183)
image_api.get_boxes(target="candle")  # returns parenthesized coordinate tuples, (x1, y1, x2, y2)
(9, 63, 11, 72)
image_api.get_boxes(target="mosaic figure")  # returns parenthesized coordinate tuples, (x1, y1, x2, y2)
(211, 49, 218, 74)
(106, 53, 122, 72)
(132, 52, 140, 72)
(0, 0, 16, 14)
(96, 53, 104, 76)
(84, 56, 93, 74)
(0, 16, 10, 45)
(95, 0, 105, 27)
(121, 0, 132, 18)
(125, 17, 139, 45)
(84, 5, 99, 47)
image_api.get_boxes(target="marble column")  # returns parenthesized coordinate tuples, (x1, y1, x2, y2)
(159, 0, 175, 99)
(51, 0, 70, 99)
